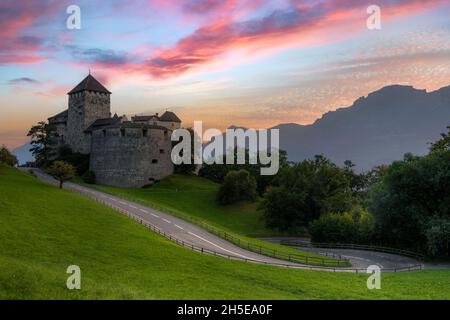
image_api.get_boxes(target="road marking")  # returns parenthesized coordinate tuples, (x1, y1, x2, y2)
(151, 213, 159, 218)
(162, 218, 171, 224)
(119, 201, 127, 205)
(140, 209, 149, 213)
(174, 224, 184, 230)
(187, 232, 254, 260)
(130, 205, 137, 209)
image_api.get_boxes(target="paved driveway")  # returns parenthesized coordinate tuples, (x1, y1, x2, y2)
(24, 168, 434, 272)
(262, 238, 427, 270)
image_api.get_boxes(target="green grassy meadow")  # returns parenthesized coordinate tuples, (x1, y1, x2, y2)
(0, 165, 449, 299)
(77, 174, 345, 266)
(81, 174, 267, 236)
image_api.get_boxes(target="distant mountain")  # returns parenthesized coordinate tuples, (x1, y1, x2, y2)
(272, 84, 450, 171)
(209, 84, 450, 171)
(12, 141, 34, 165)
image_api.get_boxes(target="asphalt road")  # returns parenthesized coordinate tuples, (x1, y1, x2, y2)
(24, 168, 425, 272)
(262, 238, 446, 270)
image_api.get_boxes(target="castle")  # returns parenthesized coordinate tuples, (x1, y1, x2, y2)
(48, 74, 181, 188)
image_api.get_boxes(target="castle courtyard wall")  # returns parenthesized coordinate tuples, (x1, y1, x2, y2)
(90, 127, 174, 188)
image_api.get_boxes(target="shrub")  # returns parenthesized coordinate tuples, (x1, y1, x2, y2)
(0, 146, 18, 167)
(369, 150, 450, 254)
(260, 155, 353, 233)
(57, 145, 90, 176)
(82, 170, 96, 184)
(217, 169, 257, 205)
(309, 208, 374, 244)
(424, 217, 450, 257)
(47, 161, 76, 189)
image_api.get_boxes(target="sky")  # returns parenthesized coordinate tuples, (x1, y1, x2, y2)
(1, 0, 450, 148)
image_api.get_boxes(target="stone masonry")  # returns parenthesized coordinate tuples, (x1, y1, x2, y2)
(48, 74, 182, 187)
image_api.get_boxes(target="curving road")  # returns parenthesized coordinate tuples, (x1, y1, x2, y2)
(24, 168, 425, 272)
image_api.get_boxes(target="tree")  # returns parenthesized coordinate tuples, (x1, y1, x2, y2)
(369, 150, 450, 255)
(172, 127, 198, 174)
(57, 145, 90, 175)
(309, 207, 374, 244)
(430, 125, 450, 152)
(217, 169, 257, 205)
(199, 148, 289, 195)
(47, 161, 76, 189)
(343, 160, 369, 198)
(0, 146, 18, 167)
(260, 155, 353, 233)
(424, 217, 450, 257)
(27, 122, 58, 167)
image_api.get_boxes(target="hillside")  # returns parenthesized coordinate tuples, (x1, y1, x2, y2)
(76, 174, 346, 266)
(210, 85, 450, 171)
(1, 165, 450, 299)
(81, 174, 270, 236)
(274, 85, 450, 171)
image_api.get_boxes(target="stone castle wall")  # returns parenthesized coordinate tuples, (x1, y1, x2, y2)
(66, 91, 110, 154)
(90, 126, 174, 188)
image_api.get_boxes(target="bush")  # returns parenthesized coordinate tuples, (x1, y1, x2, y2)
(260, 155, 353, 233)
(369, 150, 450, 255)
(82, 171, 96, 184)
(47, 161, 76, 189)
(57, 145, 90, 176)
(309, 208, 374, 244)
(217, 169, 257, 205)
(424, 218, 450, 257)
(0, 146, 18, 167)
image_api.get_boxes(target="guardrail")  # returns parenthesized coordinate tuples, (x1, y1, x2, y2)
(63, 177, 350, 267)
(92, 194, 422, 273)
(279, 240, 425, 260)
(196, 223, 350, 267)
(26, 169, 422, 272)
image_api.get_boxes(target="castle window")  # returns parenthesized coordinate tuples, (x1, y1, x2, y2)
(102, 130, 106, 137)
(152, 159, 158, 164)
(120, 128, 125, 137)
(143, 129, 148, 137)
(159, 149, 164, 154)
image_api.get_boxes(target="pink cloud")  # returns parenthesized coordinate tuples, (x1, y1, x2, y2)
(34, 0, 447, 84)
(118, 0, 448, 79)
(0, 0, 61, 64)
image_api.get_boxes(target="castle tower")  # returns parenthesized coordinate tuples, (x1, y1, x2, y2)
(66, 74, 111, 154)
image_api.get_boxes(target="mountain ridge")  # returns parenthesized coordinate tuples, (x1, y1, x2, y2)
(268, 84, 450, 171)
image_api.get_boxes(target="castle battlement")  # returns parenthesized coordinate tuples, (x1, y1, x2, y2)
(48, 74, 181, 187)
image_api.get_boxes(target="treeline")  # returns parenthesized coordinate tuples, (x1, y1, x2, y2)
(199, 127, 450, 258)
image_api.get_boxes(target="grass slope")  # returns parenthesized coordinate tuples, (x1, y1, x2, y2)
(83, 174, 268, 236)
(1, 165, 449, 299)
(78, 174, 341, 265)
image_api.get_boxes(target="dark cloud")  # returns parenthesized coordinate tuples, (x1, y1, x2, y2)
(69, 46, 129, 66)
(8, 77, 39, 85)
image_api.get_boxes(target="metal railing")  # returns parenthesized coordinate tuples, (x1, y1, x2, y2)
(195, 223, 350, 267)
(90, 194, 422, 273)
(26, 169, 422, 272)
(279, 240, 425, 260)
